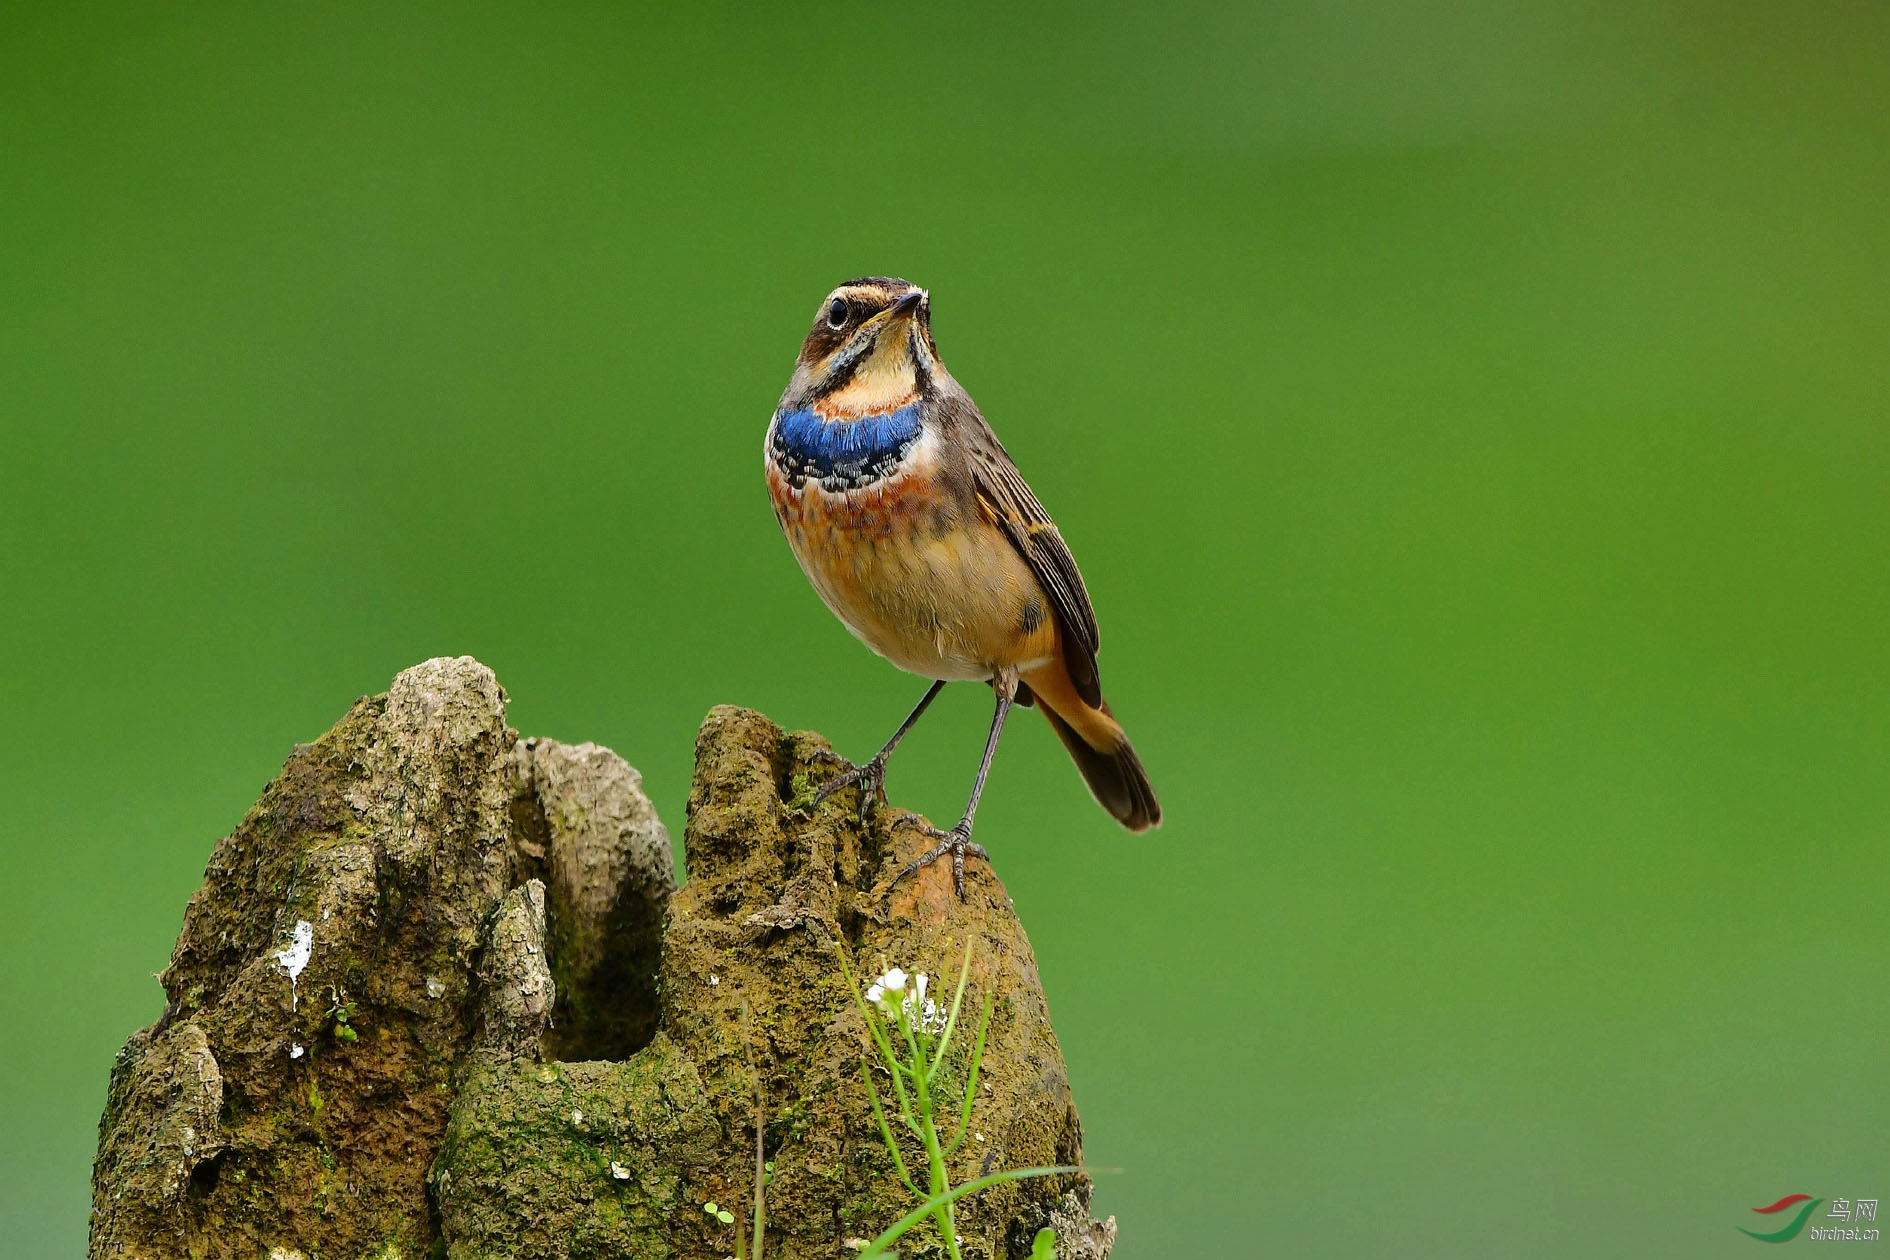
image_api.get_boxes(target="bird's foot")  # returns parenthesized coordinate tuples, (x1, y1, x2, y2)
(813, 753, 887, 824)
(889, 820, 988, 899)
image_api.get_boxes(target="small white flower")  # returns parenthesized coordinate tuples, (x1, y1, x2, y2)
(710, 975, 719, 987)
(913, 973, 928, 1004)
(879, 967, 908, 993)
(975, 1132, 985, 1142)
(609, 1161, 630, 1180)
(289, 1043, 304, 1059)
(865, 983, 885, 1007)
(571, 1109, 584, 1125)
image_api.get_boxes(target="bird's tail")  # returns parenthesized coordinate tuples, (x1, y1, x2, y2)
(1022, 662, 1161, 832)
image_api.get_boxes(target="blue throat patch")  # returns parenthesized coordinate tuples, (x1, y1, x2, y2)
(769, 404, 922, 491)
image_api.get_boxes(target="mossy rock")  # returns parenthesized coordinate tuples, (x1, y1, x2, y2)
(433, 1035, 720, 1258)
(90, 659, 673, 1259)
(90, 663, 1112, 1260)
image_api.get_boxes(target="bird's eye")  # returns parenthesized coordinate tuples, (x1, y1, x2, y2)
(826, 298, 848, 329)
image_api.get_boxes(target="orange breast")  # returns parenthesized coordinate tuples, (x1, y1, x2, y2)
(766, 454, 1058, 682)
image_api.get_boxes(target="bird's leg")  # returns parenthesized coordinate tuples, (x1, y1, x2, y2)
(815, 679, 947, 822)
(893, 672, 1016, 898)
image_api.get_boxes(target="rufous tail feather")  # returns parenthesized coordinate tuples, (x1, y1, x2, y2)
(1038, 700, 1160, 831)
(1021, 659, 1160, 831)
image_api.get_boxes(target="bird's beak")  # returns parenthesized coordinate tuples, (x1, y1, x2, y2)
(888, 289, 928, 320)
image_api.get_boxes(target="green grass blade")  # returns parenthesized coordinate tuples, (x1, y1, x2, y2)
(943, 994, 992, 1159)
(858, 1166, 1083, 1258)
(927, 939, 975, 1081)
(861, 1061, 919, 1196)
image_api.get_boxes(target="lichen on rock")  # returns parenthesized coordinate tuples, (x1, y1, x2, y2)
(91, 660, 1111, 1260)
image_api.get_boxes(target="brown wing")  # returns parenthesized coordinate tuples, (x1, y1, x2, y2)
(967, 428, 1104, 708)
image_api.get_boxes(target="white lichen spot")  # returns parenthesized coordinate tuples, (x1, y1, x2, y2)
(273, 920, 314, 1010)
(425, 976, 446, 999)
(610, 1160, 630, 1180)
(290, 1043, 305, 1060)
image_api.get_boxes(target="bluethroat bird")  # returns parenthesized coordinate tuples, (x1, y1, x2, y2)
(765, 277, 1161, 895)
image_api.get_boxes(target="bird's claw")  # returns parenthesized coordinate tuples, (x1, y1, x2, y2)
(889, 820, 988, 899)
(813, 755, 887, 823)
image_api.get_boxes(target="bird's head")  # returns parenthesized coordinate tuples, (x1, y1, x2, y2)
(782, 277, 939, 415)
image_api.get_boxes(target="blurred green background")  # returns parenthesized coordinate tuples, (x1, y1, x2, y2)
(3, 3, 1886, 1255)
